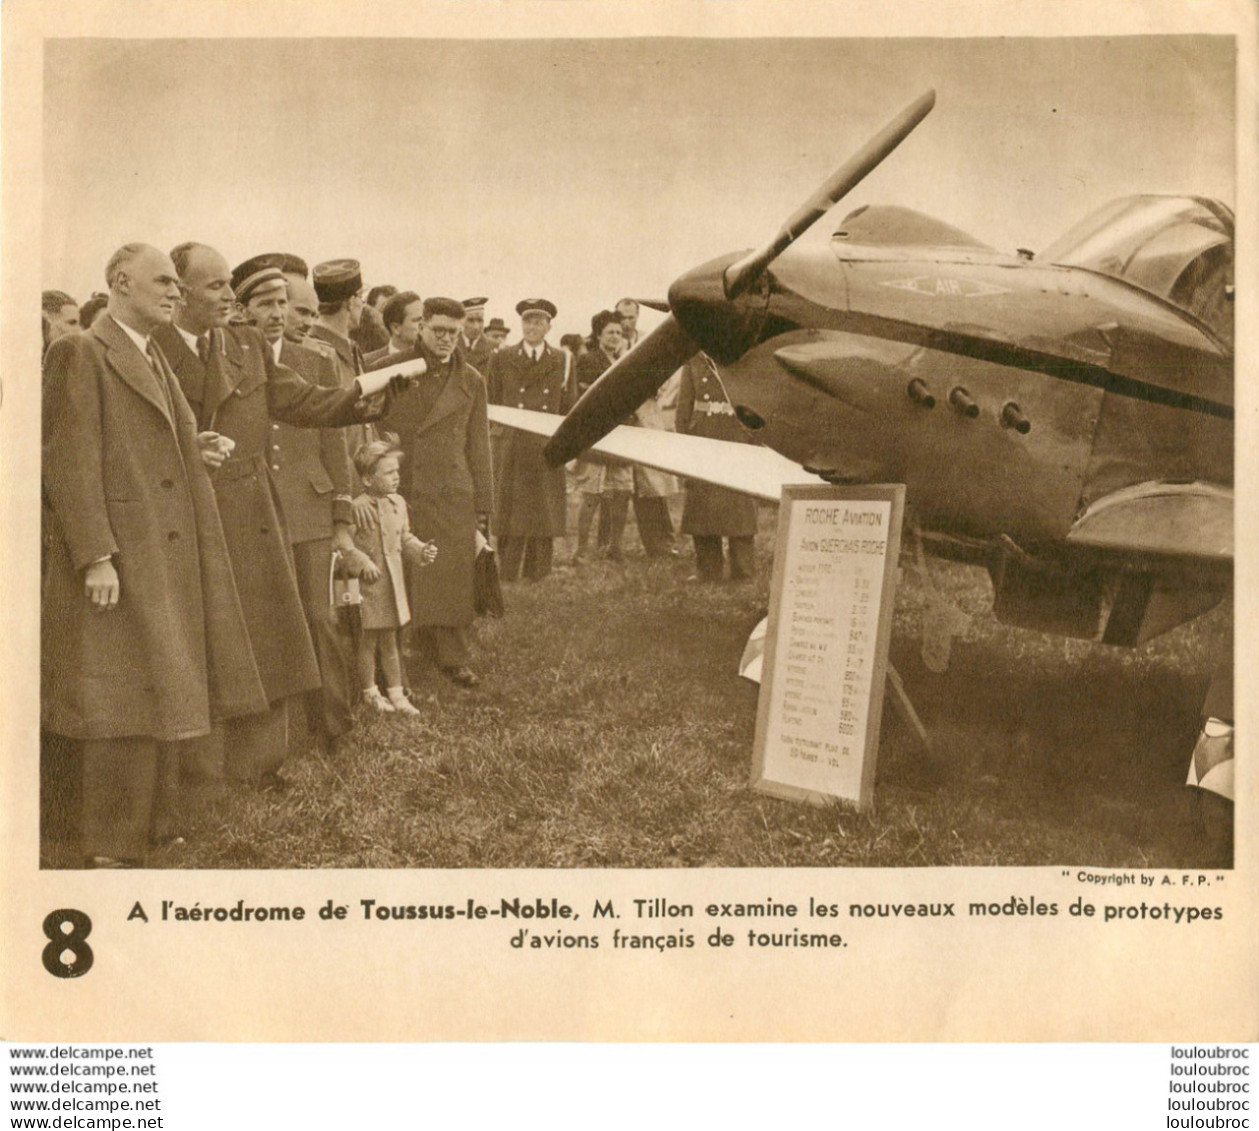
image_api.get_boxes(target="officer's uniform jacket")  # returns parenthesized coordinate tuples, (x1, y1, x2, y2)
(271, 338, 355, 544)
(486, 340, 574, 536)
(675, 354, 758, 537)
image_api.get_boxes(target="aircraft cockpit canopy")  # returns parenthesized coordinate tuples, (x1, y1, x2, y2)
(1038, 195, 1234, 344)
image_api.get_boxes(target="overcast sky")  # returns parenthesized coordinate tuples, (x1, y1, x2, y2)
(44, 36, 1233, 340)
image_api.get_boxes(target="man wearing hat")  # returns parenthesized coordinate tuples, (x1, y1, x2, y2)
(460, 298, 495, 374)
(483, 317, 510, 351)
(234, 253, 363, 752)
(152, 243, 408, 782)
(485, 299, 573, 581)
(309, 259, 374, 452)
(364, 290, 423, 369)
(367, 297, 493, 688)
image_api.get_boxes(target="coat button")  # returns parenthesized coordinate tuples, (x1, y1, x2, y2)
(234, 388, 244, 396)
(160, 478, 174, 489)
(167, 531, 180, 542)
(260, 525, 270, 535)
(272, 423, 279, 431)
(271, 464, 280, 472)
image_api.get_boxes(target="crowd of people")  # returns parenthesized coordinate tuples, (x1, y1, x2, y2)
(40, 247, 759, 869)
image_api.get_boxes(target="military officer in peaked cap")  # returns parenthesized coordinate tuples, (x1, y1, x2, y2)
(486, 299, 574, 582)
(152, 243, 410, 784)
(460, 297, 495, 374)
(233, 253, 364, 751)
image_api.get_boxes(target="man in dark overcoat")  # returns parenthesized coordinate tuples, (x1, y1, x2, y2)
(233, 254, 364, 750)
(486, 298, 573, 581)
(675, 353, 759, 581)
(152, 243, 405, 782)
(367, 297, 493, 687)
(42, 244, 267, 866)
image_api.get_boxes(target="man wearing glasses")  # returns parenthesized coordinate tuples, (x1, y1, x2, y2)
(366, 297, 493, 688)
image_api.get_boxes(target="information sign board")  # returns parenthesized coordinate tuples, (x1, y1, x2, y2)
(751, 484, 905, 809)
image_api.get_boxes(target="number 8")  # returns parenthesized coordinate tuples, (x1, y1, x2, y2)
(42, 909, 93, 978)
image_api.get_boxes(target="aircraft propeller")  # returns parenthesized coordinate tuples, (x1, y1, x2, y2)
(545, 89, 937, 467)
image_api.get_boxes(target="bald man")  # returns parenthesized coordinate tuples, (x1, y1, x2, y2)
(153, 242, 403, 784)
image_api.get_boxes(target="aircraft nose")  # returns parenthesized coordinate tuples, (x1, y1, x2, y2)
(668, 252, 771, 365)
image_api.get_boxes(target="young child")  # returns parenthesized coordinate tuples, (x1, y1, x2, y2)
(350, 440, 438, 716)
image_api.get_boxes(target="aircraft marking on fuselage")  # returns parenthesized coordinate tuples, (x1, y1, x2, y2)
(879, 275, 1013, 298)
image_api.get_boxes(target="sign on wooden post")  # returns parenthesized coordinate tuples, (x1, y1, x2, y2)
(751, 484, 905, 810)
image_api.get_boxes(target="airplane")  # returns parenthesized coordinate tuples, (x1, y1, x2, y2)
(486, 90, 1234, 805)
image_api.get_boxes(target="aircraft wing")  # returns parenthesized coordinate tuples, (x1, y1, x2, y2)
(488, 406, 826, 503)
(1065, 481, 1233, 563)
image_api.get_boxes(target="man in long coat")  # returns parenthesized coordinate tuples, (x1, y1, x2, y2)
(675, 353, 759, 581)
(486, 299, 573, 581)
(368, 296, 493, 687)
(232, 253, 363, 751)
(153, 243, 404, 781)
(42, 244, 267, 866)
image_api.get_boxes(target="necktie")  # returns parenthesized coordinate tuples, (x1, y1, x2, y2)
(146, 341, 176, 416)
(197, 332, 211, 365)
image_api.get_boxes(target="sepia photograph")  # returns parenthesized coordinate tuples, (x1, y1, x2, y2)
(35, 33, 1235, 874)
(4, 0, 1254, 1048)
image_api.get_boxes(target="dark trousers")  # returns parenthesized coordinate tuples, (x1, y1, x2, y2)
(693, 535, 756, 581)
(633, 495, 676, 556)
(599, 491, 631, 560)
(222, 702, 289, 782)
(499, 535, 554, 581)
(291, 536, 355, 739)
(81, 736, 183, 862)
(179, 700, 289, 783)
(412, 624, 472, 668)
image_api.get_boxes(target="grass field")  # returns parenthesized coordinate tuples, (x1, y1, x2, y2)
(41, 500, 1232, 870)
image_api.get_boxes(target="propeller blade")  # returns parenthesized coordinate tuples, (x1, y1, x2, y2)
(634, 298, 672, 313)
(724, 89, 936, 298)
(545, 314, 697, 466)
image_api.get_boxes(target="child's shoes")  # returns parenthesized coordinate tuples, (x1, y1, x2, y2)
(363, 687, 395, 713)
(386, 687, 422, 716)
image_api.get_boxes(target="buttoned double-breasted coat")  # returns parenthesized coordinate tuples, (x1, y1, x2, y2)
(486, 341, 573, 536)
(675, 355, 759, 537)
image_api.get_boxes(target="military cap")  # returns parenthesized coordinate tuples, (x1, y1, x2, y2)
(485, 317, 509, 335)
(312, 259, 363, 304)
(231, 254, 288, 304)
(462, 297, 489, 312)
(279, 254, 309, 278)
(591, 309, 621, 338)
(515, 298, 557, 319)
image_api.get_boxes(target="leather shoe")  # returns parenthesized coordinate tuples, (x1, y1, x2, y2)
(442, 666, 481, 688)
(150, 834, 186, 848)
